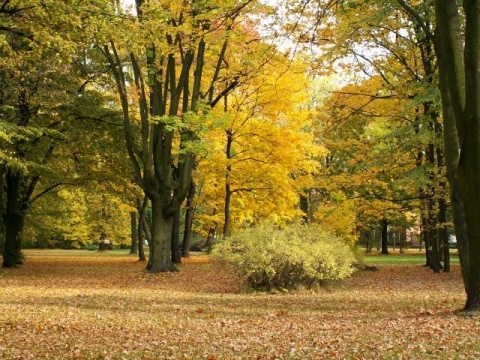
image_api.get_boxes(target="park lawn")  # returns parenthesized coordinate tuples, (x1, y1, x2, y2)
(0, 250, 478, 359)
(363, 248, 460, 265)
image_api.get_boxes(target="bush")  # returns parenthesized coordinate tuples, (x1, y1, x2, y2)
(212, 223, 357, 291)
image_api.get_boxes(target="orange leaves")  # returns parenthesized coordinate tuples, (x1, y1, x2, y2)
(0, 250, 479, 359)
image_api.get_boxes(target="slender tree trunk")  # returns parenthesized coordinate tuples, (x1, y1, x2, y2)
(381, 218, 389, 255)
(130, 211, 138, 254)
(400, 229, 406, 253)
(223, 128, 233, 238)
(136, 196, 148, 262)
(205, 223, 217, 252)
(181, 180, 196, 258)
(171, 208, 181, 264)
(300, 193, 309, 224)
(439, 198, 450, 272)
(422, 215, 432, 268)
(428, 203, 441, 273)
(223, 184, 232, 238)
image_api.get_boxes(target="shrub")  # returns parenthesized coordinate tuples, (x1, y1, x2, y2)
(212, 223, 357, 291)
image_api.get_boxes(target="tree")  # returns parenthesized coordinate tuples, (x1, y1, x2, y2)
(427, 0, 480, 310)
(192, 57, 322, 240)
(103, 0, 265, 272)
(0, 0, 129, 265)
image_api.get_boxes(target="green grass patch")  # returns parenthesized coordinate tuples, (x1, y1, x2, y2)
(362, 249, 459, 265)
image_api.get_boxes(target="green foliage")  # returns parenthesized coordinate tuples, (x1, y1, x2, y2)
(213, 223, 356, 291)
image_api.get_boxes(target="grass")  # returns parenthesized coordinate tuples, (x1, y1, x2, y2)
(0, 249, 478, 359)
(362, 248, 460, 265)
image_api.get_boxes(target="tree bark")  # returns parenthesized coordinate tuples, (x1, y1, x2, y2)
(434, 0, 480, 309)
(2, 170, 26, 267)
(439, 197, 450, 272)
(205, 223, 217, 252)
(147, 198, 176, 272)
(461, 0, 480, 310)
(0, 166, 5, 255)
(136, 196, 148, 262)
(171, 208, 181, 264)
(381, 218, 389, 255)
(181, 180, 196, 258)
(300, 193, 309, 224)
(223, 128, 233, 238)
(422, 214, 432, 268)
(130, 211, 138, 254)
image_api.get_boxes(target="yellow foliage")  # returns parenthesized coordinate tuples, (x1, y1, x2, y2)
(314, 191, 358, 245)
(193, 54, 324, 235)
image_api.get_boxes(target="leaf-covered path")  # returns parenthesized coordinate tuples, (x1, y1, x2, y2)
(0, 250, 478, 359)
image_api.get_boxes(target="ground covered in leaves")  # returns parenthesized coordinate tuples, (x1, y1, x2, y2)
(0, 250, 479, 359)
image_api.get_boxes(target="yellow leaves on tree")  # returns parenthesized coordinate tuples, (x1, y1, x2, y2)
(193, 56, 324, 235)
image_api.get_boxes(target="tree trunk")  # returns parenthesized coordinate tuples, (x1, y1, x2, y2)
(300, 193, 309, 224)
(434, 0, 480, 309)
(130, 211, 138, 254)
(400, 228, 406, 253)
(181, 180, 196, 258)
(428, 201, 441, 273)
(0, 166, 5, 255)
(205, 223, 217, 252)
(136, 196, 148, 262)
(223, 129, 233, 238)
(461, 0, 480, 310)
(420, 214, 433, 268)
(439, 198, 450, 272)
(223, 184, 232, 238)
(171, 208, 181, 264)
(2, 170, 26, 268)
(147, 198, 176, 273)
(381, 218, 389, 255)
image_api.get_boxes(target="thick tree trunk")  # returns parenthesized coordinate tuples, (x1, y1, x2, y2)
(0, 166, 5, 255)
(147, 198, 176, 273)
(434, 0, 480, 309)
(461, 0, 480, 310)
(2, 170, 26, 268)
(181, 180, 196, 258)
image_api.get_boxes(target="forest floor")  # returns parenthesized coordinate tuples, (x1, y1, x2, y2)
(0, 249, 478, 359)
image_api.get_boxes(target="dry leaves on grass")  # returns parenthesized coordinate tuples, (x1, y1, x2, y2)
(0, 249, 479, 359)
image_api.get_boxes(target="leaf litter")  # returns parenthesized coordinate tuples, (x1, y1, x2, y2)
(0, 250, 478, 359)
